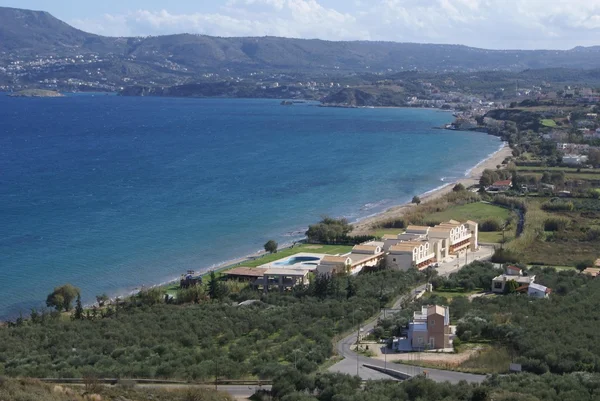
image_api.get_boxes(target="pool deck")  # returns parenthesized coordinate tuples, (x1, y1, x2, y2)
(257, 252, 333, 271)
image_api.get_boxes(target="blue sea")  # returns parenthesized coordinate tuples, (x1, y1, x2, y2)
(0, 95, 501, 318)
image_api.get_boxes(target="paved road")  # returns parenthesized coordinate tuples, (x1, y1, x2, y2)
(329, 247, 494, 384)
(435, 245, 495, 277)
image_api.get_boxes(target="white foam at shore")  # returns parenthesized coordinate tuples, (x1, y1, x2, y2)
(464, 141, 508, 177)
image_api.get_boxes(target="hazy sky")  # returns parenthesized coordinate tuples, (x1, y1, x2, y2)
(3, 0, 600, 50)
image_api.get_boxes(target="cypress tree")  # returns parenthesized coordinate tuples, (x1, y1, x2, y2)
(74, 294, 84, 320)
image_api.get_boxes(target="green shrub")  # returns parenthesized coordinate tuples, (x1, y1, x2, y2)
(117, 379, 137, 389)
(586, 228, 600, 241)
(544, 217, 569, 232)
(480, 218, 503, 232)
(542, 200, 574, 212)
(380, 218, 405, 229)
(491, 248, 520, 264)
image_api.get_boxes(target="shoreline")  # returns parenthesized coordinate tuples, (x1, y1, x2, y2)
(154, 141, 512, 290)
(351, 142, 512, 234)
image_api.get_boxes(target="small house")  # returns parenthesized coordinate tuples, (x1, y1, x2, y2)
(505, 265, 523, 276)
(487, 179, 512, 192)
(492, 273, 536, 294)
(528, 283, 551, 298)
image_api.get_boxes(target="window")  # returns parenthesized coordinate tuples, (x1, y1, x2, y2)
(430, 319, 435, 326)
(494, 281, 503, 289)
(393, 258, 396, 262)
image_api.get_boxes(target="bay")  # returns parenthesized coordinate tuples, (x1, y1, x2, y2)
(0, 95, 500, 318)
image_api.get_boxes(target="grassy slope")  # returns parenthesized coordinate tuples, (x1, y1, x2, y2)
(507, 197, 600, 265)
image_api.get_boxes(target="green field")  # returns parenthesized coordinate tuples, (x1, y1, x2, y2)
(479, 231, 514, 243)
(427, 202, 517, 244)
(505, 198, 600, 266)
(541, 119, 557, 127)
(427, 202, 512, 222)
(530, 265, 578, 271)
(372, 203, 516, 244)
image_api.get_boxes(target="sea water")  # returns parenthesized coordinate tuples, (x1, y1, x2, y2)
(0, 95, 501, 318)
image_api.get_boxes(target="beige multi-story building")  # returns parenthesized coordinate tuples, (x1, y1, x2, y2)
(315, 244, 384, 275)
(387, 242, 435, 270)
(385, 220, 478, 271)
(428, 220, 478, 257)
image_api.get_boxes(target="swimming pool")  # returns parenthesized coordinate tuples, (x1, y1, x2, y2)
(273, 256, 321, 266)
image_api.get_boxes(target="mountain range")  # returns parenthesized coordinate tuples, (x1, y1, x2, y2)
(2, 6, 600, 75)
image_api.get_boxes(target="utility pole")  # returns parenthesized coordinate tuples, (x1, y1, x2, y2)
(383, 308, 387, 371)
(355, 306, 360, 377)
(215, 359, 219, 390)
(356, 322, 360, 377)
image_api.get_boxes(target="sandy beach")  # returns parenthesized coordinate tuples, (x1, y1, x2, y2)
(351, 143, 512, 234)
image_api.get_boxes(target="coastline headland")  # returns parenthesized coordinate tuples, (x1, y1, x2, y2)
(8, 89, 64, 98)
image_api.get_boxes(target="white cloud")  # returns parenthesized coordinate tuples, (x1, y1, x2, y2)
(69, 0, 600, 49)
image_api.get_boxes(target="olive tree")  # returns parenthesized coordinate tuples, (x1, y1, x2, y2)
(264, 240, 278, 254)
(46, 283, 80, 312)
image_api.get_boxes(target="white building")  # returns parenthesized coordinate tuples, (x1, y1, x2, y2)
(563, 154, 588, 165)
(528, 283, 551, 298)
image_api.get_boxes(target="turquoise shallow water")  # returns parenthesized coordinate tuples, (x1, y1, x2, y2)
(0, 95, 501, 318)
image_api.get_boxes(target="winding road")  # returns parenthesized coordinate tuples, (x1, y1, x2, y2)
(329, 246, 495, 384)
